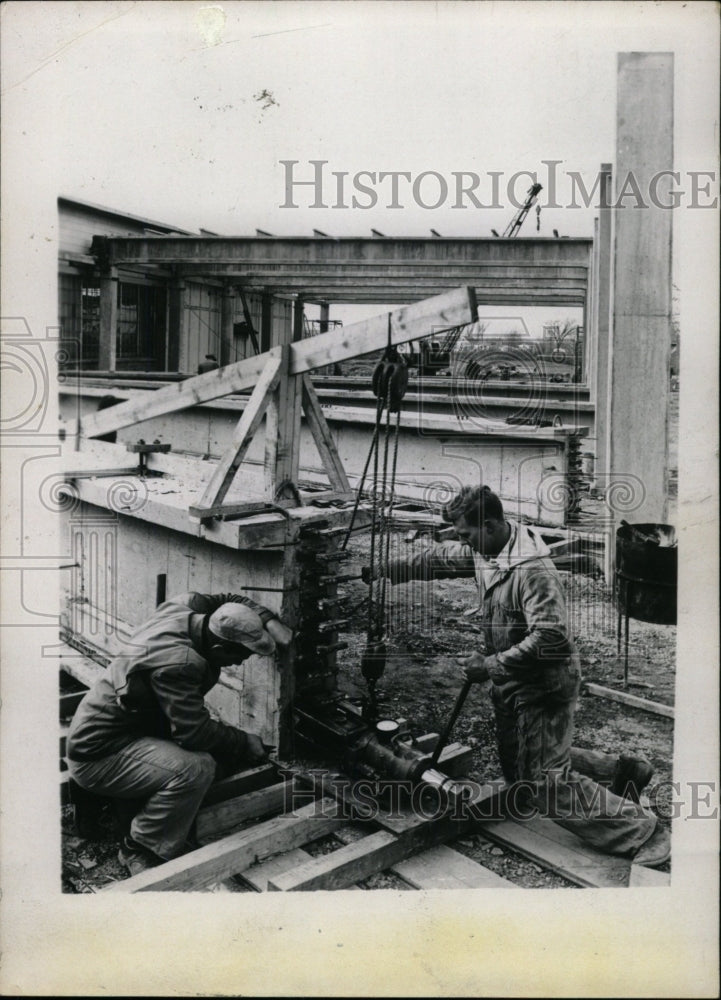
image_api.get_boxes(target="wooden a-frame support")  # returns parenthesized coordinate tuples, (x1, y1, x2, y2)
(73, 286, 478, 518)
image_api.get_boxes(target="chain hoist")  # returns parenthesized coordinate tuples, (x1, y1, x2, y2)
(341, 315, 408, 720)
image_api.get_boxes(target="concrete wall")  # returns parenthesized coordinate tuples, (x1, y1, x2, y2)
(60, 387, 580, 526)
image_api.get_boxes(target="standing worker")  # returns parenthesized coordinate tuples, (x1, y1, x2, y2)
(367, 485, 670, 867)
(66, 591, 293, 876)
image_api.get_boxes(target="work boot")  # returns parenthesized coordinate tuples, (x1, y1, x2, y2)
(632, 825, 671, 868)
(117, 835, 163, 877)
(610, 754, 654, 803)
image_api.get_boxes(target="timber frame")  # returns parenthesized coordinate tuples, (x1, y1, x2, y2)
(73, 286, 479, 521)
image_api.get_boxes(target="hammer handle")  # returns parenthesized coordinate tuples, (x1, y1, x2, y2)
(429, 679, 473, 768)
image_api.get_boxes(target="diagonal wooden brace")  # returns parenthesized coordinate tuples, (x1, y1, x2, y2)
(193, 349, 284, 512)
(301, 375, 350, 494)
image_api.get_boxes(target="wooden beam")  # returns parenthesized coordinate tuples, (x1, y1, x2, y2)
(629, 863, 671, 887)
(75, 288, 475, 440)
(392, 844, 517, 889)
(301, 376, 351, 493)
(267, 829, 402, 891)
(103, 797, 343, 892)
(192, 352, 284, 511)
(195, 779, 291, 841)
(480, 815, 631, 888)
(200, 763, 280, 806)
(289, 286, 477, 374)
(78, 347, 281, 439)
(583, 683, 674, 719)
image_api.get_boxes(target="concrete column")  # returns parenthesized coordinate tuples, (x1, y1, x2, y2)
(607, 53, 673, 539)
(97, 267, 118, 371)
(319, 301, 330, 334)
(167, 279, 185, 373)
(595, 164, 613, 497)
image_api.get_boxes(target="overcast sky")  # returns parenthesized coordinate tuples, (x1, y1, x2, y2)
(2, 0, 717, 245)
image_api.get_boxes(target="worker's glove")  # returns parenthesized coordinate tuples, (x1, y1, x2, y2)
(244, 732, 269, 765)
(266, 617, 294, 647)
(456, 652, 490, 684)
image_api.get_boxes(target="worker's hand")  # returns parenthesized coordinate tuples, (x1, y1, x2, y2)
(266, 617, 293, 647)
(457, 652, 490, 684)
(244, 732, 269, 764)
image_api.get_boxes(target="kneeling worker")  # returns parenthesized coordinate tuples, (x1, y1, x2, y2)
(367, 485, 670, 868)
(66, 591, 293, 875)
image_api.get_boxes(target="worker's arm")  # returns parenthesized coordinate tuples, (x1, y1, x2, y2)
(488, 563, 574, 680)
(365, 540, 476, 585)
(148, 658, 264, 766)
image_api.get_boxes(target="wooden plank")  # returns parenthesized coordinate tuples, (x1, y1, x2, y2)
(629, 863, 671, 887)
(392, 844, 518, 889)
(193, 352, 284, 510)
(301, 376, 351, 492)
(195, 780, 290, 841)
(200, 763, 279, 806)
(240, 848, 314, 892)
(584, 683, 674, 719)
(289, 287, 478, 374)
(268, 830, 402, 891)
(479, 815, 631, 888)
(78, 347, 281, 439)
(102, 797, 343, 892)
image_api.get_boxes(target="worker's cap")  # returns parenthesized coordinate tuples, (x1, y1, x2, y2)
(208, 604, 276, 656)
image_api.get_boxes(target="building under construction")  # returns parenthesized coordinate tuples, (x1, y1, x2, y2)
(56, 52, 676, 892)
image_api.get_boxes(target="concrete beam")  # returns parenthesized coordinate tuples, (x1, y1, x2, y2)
(607, 54, 673, 532)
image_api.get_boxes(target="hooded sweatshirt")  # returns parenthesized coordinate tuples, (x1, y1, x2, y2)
(387, 522, 581, 702)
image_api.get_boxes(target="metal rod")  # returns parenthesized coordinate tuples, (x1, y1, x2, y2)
(429, 679, 473, 768)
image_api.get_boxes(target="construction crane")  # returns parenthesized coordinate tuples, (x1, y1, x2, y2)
(492, 182, 543, 238)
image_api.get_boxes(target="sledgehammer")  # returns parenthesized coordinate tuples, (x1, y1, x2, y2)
(428, 679, 473, 769)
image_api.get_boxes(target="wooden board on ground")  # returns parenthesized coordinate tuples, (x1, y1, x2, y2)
(200, 763, 280, 806)
(584, 682, 674, 719)
(103, 797, 343, 892)
(480, 815, 631, 888)
(392, 844, 517, 889)
(195, 780, 291, 841)
(628, 863, 671, 887)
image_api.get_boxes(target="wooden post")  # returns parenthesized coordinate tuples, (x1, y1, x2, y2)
(97, 267, 118, 371)
(220, 284, 235, 366)
(260, 292, 273, 353)
(607, 55, 673, 550)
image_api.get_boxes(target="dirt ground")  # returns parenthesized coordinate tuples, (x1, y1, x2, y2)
(61, 523, 675, 893)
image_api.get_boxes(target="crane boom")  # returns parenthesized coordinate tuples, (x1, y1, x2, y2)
(502, 182, 543, 238)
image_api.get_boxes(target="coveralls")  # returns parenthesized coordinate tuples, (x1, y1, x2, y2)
(387, 523, 657, 857)
(67, 592, 275, 860)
